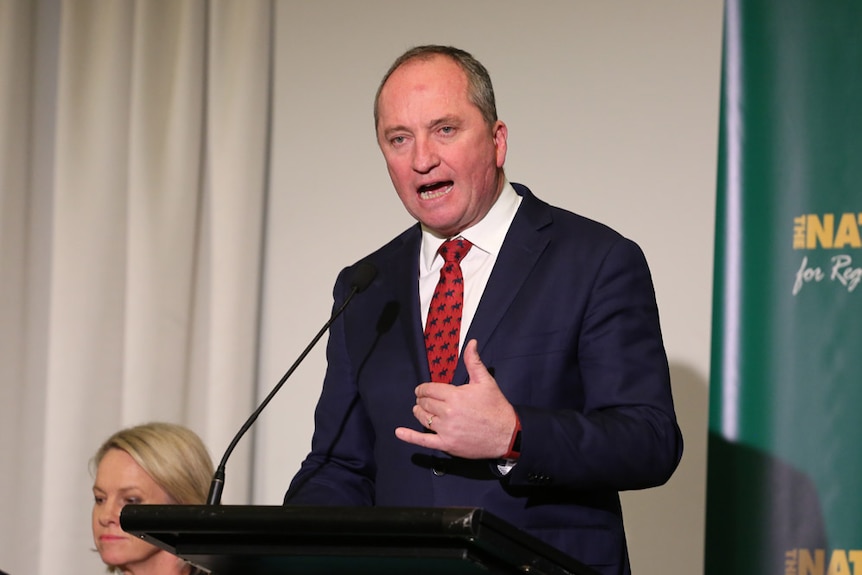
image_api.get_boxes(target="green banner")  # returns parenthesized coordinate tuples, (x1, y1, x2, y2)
(705, 2, 862, 574)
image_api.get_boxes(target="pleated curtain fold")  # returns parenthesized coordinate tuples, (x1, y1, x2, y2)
(0, 1, 273, 573)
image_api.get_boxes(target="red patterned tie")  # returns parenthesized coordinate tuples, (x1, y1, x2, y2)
(424, 238, 472, 383)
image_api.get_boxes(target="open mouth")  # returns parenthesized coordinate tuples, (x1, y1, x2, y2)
(418, 181, 454, 200)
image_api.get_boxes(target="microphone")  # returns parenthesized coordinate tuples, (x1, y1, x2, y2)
(206, 260, 377, 505)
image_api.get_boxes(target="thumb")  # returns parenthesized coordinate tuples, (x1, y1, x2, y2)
(463, 339, 492, 384)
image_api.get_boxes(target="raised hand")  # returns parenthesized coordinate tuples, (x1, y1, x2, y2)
(395, 339, 518, 459)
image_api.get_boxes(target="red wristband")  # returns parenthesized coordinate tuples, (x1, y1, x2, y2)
(503, 416, 522, 460)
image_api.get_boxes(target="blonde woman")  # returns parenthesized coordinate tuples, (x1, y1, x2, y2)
(91, 422, 213, 575)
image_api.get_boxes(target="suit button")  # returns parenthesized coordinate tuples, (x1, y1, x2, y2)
(432, 460, 446, 476)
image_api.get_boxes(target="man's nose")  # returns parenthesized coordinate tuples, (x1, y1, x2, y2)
(412, 137, 440, 173)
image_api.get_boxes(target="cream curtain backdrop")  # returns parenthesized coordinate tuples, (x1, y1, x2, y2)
(1, 2, 722, 575)
(0, 1, 272, 574)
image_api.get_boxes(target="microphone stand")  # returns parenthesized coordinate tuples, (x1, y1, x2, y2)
(206, 262, 376, 505)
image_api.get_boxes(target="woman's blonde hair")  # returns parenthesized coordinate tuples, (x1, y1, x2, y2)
(91, 422, 214, 506)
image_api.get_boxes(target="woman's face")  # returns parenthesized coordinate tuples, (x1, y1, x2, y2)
(92, 448, 176, 572)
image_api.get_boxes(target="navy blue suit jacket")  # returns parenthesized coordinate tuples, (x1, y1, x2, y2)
(285, 184, 683, 575)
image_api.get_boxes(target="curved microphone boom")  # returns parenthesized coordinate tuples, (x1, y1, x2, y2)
(206, 260, 377, 505)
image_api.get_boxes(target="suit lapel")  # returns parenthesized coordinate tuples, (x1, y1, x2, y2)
(387, 226, 429, 381)
(453, 185, 552, 384)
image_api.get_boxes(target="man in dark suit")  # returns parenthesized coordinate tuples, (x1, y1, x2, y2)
(284, 45, 683, 575)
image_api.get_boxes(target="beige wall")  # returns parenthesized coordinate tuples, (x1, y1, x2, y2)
(255, 2, 723, 575)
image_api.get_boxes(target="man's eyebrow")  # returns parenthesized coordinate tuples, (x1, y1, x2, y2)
(381, 124, 411, 139)
(428, 115, 461, 129)
(428, 114, 461, 126)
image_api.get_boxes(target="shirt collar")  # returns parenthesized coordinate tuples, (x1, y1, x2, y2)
(421, 180, 521, 271)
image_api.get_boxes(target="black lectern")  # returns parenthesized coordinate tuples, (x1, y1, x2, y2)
(121, 505, 599, 575)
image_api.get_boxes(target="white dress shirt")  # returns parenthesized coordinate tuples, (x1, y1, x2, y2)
(419, 180, 522, 353)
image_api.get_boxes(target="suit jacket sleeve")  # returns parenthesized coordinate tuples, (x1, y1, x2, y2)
(500, 234, 683, 491)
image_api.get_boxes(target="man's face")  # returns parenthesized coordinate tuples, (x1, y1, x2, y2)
(376, 55, 507, 238)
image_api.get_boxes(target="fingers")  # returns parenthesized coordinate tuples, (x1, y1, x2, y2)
(462, 339, 492, 384)
(412, 404, 434, 427)
(414, 380, 456, 402)
(462, 338, 480, 364)
(398, 339, 496, 456)
(395, 426, 441, 450)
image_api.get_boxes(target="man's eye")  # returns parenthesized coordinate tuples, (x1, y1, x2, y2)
(440, 126, 455, 135)
(391, 136, 406, 145)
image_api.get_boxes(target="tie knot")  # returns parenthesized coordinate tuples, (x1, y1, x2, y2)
(438, 238, 472, 263)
